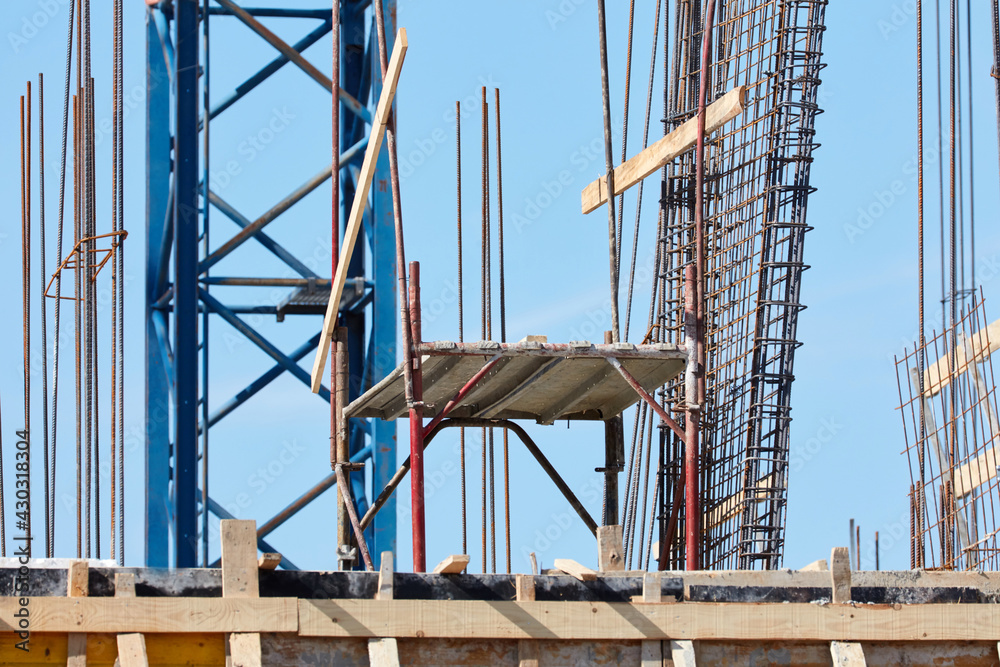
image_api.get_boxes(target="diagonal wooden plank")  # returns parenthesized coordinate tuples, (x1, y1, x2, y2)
(311, 28, 409, 392)
(115, 573, 149, 667)
(581, 86, 746, 214)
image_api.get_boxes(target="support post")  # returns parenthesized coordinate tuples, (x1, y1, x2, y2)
(408, 261, 425, 572)
(115, 573, 149, 667)
(684, 264, 701, 570)
(602, 330, 624, 525)
(67, 561, 88, 666)
(221, 520, 262, 667)
(516, 574, 538, 667)
(334, 327, 352, 570)
(172, 0, 200, 569)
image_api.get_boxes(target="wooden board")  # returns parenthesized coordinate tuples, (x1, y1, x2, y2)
(221, 520, 262, 667)
(298, 599, 1000, 641)
(580, 86, 746, 214)
(311, 28, 409, 393)
(0, 598, 297, 634)
(954, 445, 999, 499)
(597, 526, 624, 572)
(553, 559, 597, 582)
(257, 553, 281, 571)
(432, 555, 469, 575)
(831, 641, 867, 666)
(830, 547, 851, 604)
(923, 318, 1000, 397)
(0, 632, 225, 665)
(68, 561, 88, 667)
(368, 638, 401, 667)
(115, 573, 148, 667)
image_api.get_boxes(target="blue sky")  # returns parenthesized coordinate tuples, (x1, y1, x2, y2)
(1, 1, 998, 573)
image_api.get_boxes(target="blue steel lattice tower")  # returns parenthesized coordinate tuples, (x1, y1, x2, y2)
(144, 0, 397, 568)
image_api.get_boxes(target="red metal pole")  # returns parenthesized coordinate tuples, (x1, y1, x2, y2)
(408, 261, 426, 572)
(684, 264, 701, 571)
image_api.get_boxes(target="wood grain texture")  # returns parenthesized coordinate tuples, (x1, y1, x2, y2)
(830, 547, 851, 604)
(432, 555, 469, 575)
(580, 86, 746, 213)
(115, 573, 148, 667)
(257, 553, 281, 571)
(68, 561, 89, 666)
(311, 28, 409, 392)
(225, 632, 262, 667)
(377, 551, 394, 601)
(830, 641, 867, 666)
(368, 638, 401, 667)
(299, 599, 1000, 641)
(553, 559, 597, 582)
(597, 526, 624, 572)
(221, 520, 259, 598)
(0, 598, 297, 634)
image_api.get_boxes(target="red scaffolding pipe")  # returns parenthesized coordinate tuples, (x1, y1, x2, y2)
(408, 261, 426, 572)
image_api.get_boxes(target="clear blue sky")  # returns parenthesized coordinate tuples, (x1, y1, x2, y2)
(1, 1, 998, 572)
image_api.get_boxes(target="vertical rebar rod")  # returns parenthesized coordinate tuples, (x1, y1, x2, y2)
(73, 91, 82, 559)
(50, 0, 75, 559)
(456, 100, 467, 558)
(116, 0, 125, 567)
(916, 0, 928, 569)
(39, 72, 51, 559)
(480, 87, 488, 574)
(330, 0, 341, 568)
(596, 0, 620, 343)
(199, 0, 210, 568)
(23, 83, 34, 553)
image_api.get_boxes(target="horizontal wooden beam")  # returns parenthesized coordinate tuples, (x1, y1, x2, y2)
(0, 598, 297, 634)
(310, 27, 408, 393)
(580, 86, 746, 214)
(298, 600, 1000, 641)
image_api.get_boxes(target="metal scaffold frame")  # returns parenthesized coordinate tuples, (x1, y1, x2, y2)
(145, 0, 397, 568)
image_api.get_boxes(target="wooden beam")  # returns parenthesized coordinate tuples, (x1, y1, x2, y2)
(830, 547, 851, 604)
(597, 525, 624, 572)
(641, 640, 663, 667)
(831, 641, 867, 666)
(297, 599, 1000, 641)
(515, 575, 537, 667)
(670, 640, 697, 666)
(580, 86, 746, 214)
(68, 560, 88, 667)
(0, 597, 296, 634)
(642, 573, 662, 604)
(368, 637, 401, 667)
(704, 473, 776, 530)
(552, 558, 597, 582)
(923, 318, 1000, 397)
(115, 574, 148, 667)
(222, 520, 262, 667)
(954, 445, 999, 499)
(432, 554, 470, 575)
(257, 553, 282, 570)
(800, 559, 828, 572)
(310, 28, 409, 393)
(377, 551, 394, 601)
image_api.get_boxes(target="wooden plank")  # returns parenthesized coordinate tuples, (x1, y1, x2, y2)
(257, 553, 282, 570)
(800, 559, 828, 572)
(670, 639, 697, 666)
(68, 560, 88, 667)
(597, 525, 625, 572)
(923, 318, 1000, 397)
(377, 551, 394, 601)
(0, 598, 297, 633)
(641, 640, 663, 667)
(830, 547, 851, 604)
(704, 473, 776, 530)
(221, 519, 260, 598)
(297, 599, 1000, 641)
(222, 520, 262, 667)
(580, 86, 746, 214)
(225, 632, 262, 667)
(311, 28, 409, 393)
(954, 445, 999, 499)
(368, 637, 401, 667)
(515, 574, 535, 602)
(831, 641, 867, 666)
(643, 573, 662, 604)
(552, 558, 597, 582)
(0, 632, 225, 665)
(114, 574, 148, 667)
(432, 554, 470, 575)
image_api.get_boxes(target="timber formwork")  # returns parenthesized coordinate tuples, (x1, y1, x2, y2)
(3, 528, 1000, 666)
